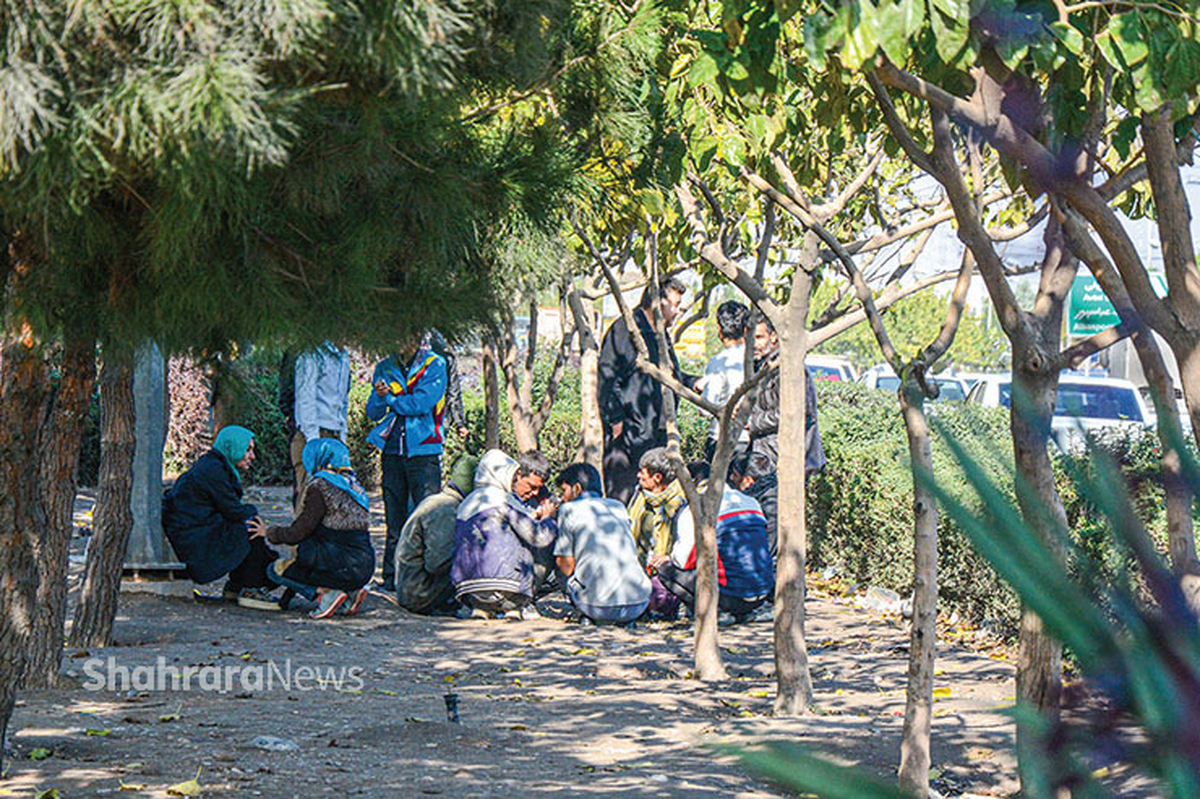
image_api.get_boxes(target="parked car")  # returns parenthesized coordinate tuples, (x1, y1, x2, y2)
(806, 355, 857, 383)
(858, 365, 969, 401)
(966, 373, 1151, 452)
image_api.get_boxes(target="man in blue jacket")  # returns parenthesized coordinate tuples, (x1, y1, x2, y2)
(366, 338, 448, 592)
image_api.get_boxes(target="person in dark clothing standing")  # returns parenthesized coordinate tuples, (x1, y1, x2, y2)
(162, 425, 280, 610)
(598, 277, 696, 504)
(745, 318, 825, 474)
(366, 338, 448, 592)
(425, 328, 468, 441)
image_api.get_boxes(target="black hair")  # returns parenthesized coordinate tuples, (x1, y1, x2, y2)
(728, 447, 773, 484)
(557, 463, 602, 495)
(686, 461, 710, 483)
(638, 276, 688, 309)
(716, 301, 749, 341)
(755, 316, 776, 336)
(516, 450, 552, 480)
(637, 447, 676, 484)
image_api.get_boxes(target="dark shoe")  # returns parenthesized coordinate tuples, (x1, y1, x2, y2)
(278, 587, 296, 611)
(237, 587, 282, 611)
(222, 582, 240, 602)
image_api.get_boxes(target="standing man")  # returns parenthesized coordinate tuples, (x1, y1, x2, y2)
(425, 328, 469, 441)
(699, 301, 750, 462)
(598, 277, 696, 504)
(746, 318, 825, 475)
(366, 338, 448, 592)
(291, 342, 352, 512)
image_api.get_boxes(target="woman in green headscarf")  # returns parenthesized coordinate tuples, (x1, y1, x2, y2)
(163, 425, 281, 610)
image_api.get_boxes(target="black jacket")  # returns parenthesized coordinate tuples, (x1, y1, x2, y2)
(746, 356, 826, 473)
(745, 472, 779, 557)
(162, 450, 258, 584)
(427, 329, 465, 429)
(598, 308, 694, 450)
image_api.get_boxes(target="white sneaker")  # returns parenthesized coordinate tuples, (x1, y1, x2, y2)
(507, 605, 541, 621)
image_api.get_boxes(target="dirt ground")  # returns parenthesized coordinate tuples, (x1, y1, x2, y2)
(0, 487, 1144, 797)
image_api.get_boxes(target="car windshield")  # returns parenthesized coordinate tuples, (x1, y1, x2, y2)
(809, 365, 843, 381)
(875, 375, 901, 392)
(998, 382, 1142, 421)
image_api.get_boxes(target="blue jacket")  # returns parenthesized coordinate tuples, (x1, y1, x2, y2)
(365, 347, 448, 457)
(450, 450, 557, 599)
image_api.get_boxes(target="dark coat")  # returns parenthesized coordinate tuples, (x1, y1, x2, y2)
(745, 472, 779, 557)
(598, 308, 693, 451)
(747, 358, 826, 473)
(162, 450, 258, 585)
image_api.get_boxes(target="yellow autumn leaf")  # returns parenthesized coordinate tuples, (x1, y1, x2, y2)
(747, 689, 769, 698)
(573, 648, 598, 656)
(932, 687, 952, 699)
(166, 767, 203, 796)
(119, 781, 149, 791)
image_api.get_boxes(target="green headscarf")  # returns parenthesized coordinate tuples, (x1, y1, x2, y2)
(213, 425, 255, 484)
(449, 454, 479, 496)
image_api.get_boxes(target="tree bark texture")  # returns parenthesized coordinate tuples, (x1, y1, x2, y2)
(0, 331, 52, 774)
(25, 333, 97, 688)
(773, 269, 815, 716)
(482, 336, 501, 450)
(569, 292, 604, 471)
(897, 385, 937, 795)
(1009, 352, 1066, 765)
(69, 355, 135, 648)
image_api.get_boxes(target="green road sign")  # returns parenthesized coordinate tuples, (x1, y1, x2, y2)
(1067, 273, 1168, 336)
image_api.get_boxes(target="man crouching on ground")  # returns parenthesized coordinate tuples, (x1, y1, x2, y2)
(450, 449, 557, 620)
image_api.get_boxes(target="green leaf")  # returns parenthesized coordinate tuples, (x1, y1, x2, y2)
(1132, 62, 1164, 112)
(803, 11, 835, 70)
(689, 52, 719, 87)
(1095, 28, 1121, 70)
(903, 0, 926, 38)
(777, 0, 804, 23)
(1048, 21, 1084, 56)
(28, 748, 51, 761)
(1164, 38, 1200, 98)
(931, 7, 968, 64)
(724, 58, 750, 80)
(715, 741, 912, 799)
(875, 0, 911, 64)
(1111, 13, 1148, 66)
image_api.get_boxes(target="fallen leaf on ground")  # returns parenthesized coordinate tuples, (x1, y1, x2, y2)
(747, 690, 769, 698)
(36, 790, 61, 799)
(573, 648, 597, 656)
(166, 768, 203, 796)
(28, 747, 51, 760)
(932, 687, 952, 699)
(119, 781, 148, 791)
(85, 728, 112, 736)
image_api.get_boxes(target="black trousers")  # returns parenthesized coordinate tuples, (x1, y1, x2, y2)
(381, 453, 441, 583)
(603, 429, 658, 506)
(655, 562, 767, 619)
(227, 537, 278, 590)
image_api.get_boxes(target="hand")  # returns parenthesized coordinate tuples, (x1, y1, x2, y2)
(537, 498, 560, 520)
(247, 516, 269, 540)
(610, 420, 624, 440)
(374, 380, 389, 397)
(647, 554, 667, 569)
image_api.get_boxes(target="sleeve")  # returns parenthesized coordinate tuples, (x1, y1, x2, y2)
(552, 510, 574, 558)
(204, 464, 258, 523)
(268, 485, 327, 545)
(294, 352, 319, 440)
(364, 363, 389, 422)
(506, 505, 558, 549)
(747, 371, 779, 437)
(385, 359, 447, 417)
(597, 320, 631, 426)
(670, 507, 695, 568)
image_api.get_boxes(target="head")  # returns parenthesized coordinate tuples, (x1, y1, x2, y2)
(395, 335, 422, 363)
(636, 447, 676, 492)
(449, 454, 479, 496)
(716, 301, 749, 345)
(556, 463, 602, 503)
(728, 448, 772, 491)
(301, 437, 352, 478)
(214, 425, 256, 472)
(686, 461, 710, 485)
(754, 318, 778, 360)
(512, 450, 552, 501)
(639, 277, 687, 329)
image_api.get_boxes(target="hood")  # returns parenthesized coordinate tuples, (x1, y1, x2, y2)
(474, 449, 518, 493)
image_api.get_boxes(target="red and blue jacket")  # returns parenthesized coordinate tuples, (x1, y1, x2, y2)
(682, 488, 774, 600)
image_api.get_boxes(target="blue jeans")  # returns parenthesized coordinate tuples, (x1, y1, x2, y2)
(267, 561, 318, 603)
(567, 582, 648, 624)
(380, 453, 441, 584)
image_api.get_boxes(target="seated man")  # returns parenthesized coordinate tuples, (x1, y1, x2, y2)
(729, 448, 779, 557)
(627, 447, 689, 619)
(553, 463, 651, 625)
(649, 461, 775, 624)
(450, 449, 557, 619)
(394, 455, 478, 615)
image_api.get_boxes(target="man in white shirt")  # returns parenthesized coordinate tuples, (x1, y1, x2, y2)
(699, 301, 750, 462)
(291, 342, 351, 511)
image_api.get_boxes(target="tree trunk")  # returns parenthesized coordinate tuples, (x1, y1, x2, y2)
(897, 383, 938, 795)
(773, 270, 815, 716)
(69, 354, 135, 648)
(25, 333, 97, 688)
(0, 331, 52, 774)
(482, 336, 501, 450)
(570, 294, 604, 471)
(1009, 353, 1066, 770)
(511, 411, 537, 454)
